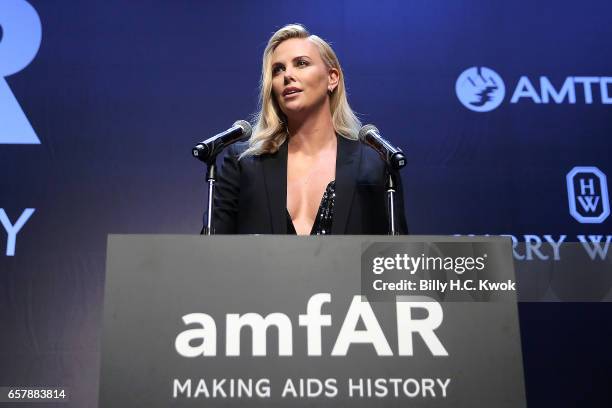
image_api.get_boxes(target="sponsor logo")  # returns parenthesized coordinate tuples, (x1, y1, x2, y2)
(567, 166, 610, 224)
(0, 0, 42, 144)
(457, 67, 612, 111)
(511, 76, 612, 105)
(454, 234, 611, 261)
(455, 66, 505, 112)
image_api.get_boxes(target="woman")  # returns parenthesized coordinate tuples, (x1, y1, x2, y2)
(212, 24, 408, 235)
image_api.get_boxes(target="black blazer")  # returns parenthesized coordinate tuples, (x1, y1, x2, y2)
(210, 135, 408, 234)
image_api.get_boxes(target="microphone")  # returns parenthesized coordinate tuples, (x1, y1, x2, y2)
(358, 124, 406, 170)
(192, 120, 252, 162)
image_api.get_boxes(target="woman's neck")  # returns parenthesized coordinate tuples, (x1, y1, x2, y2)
(287, 105, 336, 155)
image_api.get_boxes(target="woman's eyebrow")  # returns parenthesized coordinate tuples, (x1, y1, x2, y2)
(272, 55, 312, 66)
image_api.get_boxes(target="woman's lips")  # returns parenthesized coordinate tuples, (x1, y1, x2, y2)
(282, 86, 302, 97)
(283, 90, 302, 99)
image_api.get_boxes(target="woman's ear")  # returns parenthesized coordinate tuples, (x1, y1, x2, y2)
(328, 68, 339, 93)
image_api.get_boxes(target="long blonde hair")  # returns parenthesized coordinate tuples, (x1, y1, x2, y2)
(241, 24, 361, 158)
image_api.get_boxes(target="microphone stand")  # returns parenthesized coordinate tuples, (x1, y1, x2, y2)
(386, 171, 399, 236)
(359, 124, 407, 235)
(202, 160, 216, 235)
(194, 120, 252, 235)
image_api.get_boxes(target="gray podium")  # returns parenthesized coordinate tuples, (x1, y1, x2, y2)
(99, 235, 525, 407)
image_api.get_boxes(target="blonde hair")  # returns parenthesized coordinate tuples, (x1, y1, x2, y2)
(241, 24, 361, 158)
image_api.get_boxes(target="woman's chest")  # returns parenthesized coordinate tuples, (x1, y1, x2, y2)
(286, 150, 336, 215)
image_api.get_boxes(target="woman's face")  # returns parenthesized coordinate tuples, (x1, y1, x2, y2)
(270, 38, 338, 119)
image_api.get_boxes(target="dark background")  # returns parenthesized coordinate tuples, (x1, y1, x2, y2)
(1, 0, 611, 406)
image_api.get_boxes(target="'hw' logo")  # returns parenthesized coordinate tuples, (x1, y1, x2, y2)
(566, 167, 610, 224)
(455, 66, 505, 112)
(0, 0, 42, 144)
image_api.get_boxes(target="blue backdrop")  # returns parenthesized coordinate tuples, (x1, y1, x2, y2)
(1, 0, 611, 406)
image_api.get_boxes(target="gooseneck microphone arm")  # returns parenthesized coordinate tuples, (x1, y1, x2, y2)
(192, 120, 252, 235)
(359, 125, 407, 235)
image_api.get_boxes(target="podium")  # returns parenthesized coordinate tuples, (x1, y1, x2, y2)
(99, 235, 525, 407)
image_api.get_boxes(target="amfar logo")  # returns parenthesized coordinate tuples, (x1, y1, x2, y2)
(566, 167, 610, 224)
(456, 66, 612, 112)
(455, 67, 506, 112)
(0, 0, 42, 144)
(175, 294, 447, 357)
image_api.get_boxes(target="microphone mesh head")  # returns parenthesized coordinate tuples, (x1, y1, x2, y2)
(358, 124, 379, 140)
(233, 120, 253, 138)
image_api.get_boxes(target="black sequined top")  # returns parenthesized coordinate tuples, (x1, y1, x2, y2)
(286, 180, 336, 235)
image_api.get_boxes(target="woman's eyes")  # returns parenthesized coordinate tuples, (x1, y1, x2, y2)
(272, 60, 309, 75)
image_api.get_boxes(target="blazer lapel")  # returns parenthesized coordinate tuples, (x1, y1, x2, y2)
(261, 141, 288, 234)
(332, 136, 361, 234)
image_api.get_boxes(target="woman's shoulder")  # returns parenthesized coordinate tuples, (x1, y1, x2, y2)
(339, 135, 386, 168)
(226, 141, 250, 156)
(222, 141, 281, 169)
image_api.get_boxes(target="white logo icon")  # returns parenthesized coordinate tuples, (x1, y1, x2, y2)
(456, 66, 505, 112)
(567, 166, 610, 224)
(0, 0, 42, 144)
